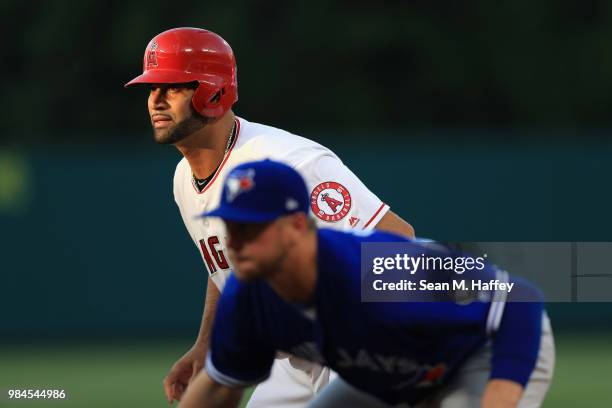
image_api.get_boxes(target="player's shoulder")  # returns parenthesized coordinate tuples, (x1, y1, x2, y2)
(221, 272, 290, 317)
(315, 229, 408, 296)
(219, 274, 256, 311)
(237, 117, 320, 147)
(317, 229, 426, 273)
(316, 228, 411, 274)
(236, 117, 335, 164)
(318, 227, 411, 246)
(223, 272, 273, 300)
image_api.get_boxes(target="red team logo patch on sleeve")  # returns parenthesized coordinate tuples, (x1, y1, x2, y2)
(310, 182, 352, 222)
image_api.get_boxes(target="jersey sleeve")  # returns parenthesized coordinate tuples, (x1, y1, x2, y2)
(296, 151, 389, 231)
(439, 257, 543, 387)
(206, 276, 276, 387)
(489, 277, 543, 387)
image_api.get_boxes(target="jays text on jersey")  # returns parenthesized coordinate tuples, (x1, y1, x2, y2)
(173, 117, 390, 290)
(206, 229, 544, 406)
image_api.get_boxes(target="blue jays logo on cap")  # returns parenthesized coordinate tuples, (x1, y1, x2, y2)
(200, 159, 310, 223)
(226, 169, 255, 202)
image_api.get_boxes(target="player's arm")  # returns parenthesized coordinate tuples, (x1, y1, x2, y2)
(404, 248, 543, 408)
(481, 379, 523, 408)
(163, 276, 220, 403)
(167, 165, 226, 402)
(196, 276, 221, 351)
(179, 275, 275, 408)
(436, 265, 543, 407)
(179, 369, 243, 408)
(374, 210, 415, 238)
(409, 284, 540, 408)
(484, 276, 544, 408)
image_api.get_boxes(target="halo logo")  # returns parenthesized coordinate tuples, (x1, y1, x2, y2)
(146, 40, 159, 68)
(310, 181, 352, 222)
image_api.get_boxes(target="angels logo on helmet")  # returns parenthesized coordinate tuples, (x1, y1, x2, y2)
(146, 40, 158, 68)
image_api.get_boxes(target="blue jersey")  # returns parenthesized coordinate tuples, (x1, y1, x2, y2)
(207, 229, 544, 406)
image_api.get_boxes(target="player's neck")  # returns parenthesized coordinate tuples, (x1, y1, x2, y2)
(175, 111, 236, 179)
(268, 229, 318, 304)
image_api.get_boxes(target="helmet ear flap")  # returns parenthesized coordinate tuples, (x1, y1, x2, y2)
(209, 90, 222, 104)
(192, 76, 236, 118)
(192, 83, 224, 118)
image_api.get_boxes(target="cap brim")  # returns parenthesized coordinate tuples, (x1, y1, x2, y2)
(124, 69, 199, 88)
(197, 206, 282, 223)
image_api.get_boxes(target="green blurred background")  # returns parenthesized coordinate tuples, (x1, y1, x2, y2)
(1, 1, 611, 407)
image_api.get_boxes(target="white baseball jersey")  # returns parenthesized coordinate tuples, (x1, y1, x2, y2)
(173, 117, 390, 291)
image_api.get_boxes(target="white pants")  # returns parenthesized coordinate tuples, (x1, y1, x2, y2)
(247, 356, 337, 408)
(307, 313, 555, 408)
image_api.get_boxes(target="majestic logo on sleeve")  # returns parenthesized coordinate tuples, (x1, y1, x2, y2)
(310, 181, 352, 222)
(226, 169, 255, 202)
(146, 40, 159, 68)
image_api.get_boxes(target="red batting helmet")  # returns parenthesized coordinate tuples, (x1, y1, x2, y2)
(125, 27, 238, 118)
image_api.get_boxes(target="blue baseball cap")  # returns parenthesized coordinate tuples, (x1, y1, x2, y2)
(200, 159, 310, 222)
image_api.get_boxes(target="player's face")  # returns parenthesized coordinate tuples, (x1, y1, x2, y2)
(147, 83, 206, 145)
(224, 219, 289, 281)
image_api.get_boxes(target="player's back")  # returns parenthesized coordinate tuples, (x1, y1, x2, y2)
(312, 229, 498, 404)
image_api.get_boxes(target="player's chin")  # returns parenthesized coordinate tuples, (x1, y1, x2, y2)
(152, 129, 174, 145)
(233, 261, 262, 281)
(152, 127, 185, 145)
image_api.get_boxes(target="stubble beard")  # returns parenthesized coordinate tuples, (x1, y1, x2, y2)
(153, 111, 207, 145)
(235, 246, 288, 282)
(259, 244, 291, 280)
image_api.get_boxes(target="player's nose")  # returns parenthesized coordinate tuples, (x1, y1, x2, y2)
(148, 87, 169, 108)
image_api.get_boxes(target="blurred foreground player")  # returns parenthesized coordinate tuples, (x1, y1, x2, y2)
(180, 160, 555, 408)
(124, 27, 414, 405)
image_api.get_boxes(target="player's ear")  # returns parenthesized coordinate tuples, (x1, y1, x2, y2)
(291, 212, 309, 231)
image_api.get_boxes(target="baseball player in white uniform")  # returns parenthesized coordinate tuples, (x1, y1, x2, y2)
(125, 27, 415, 407)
